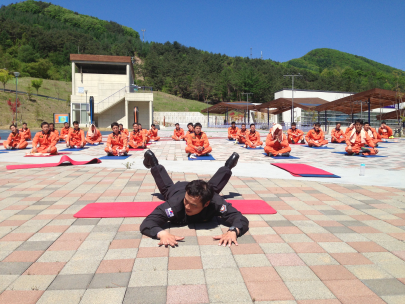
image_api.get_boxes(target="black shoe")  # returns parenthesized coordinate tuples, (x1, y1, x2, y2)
(225, 152, 239, 169)
(143, 150, 159, 169)
(300, 140, 305, 144)
(281, 152, 290, 157)
(360, 147, 371, 154)
(375, 143, 378, 147)
(291, 139, 295, 144)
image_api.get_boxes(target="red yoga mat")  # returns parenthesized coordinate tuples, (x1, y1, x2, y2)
(74, 200, 277, 218)
(24, 152, 72, 157)
(7, 155, 101, 170)
(272, 163, 334, 177)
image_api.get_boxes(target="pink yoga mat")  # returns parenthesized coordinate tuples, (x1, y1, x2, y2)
(272, 163, 334, 176)
(74, 200, 277, 218)
(129, 148, 147, 151)
(7, 155, 101, 170)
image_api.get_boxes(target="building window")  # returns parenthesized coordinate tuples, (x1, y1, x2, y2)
(72, 103, 89, 124)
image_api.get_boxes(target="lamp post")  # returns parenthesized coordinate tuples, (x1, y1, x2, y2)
(85, 90, 88, 127)
(283, 73, 302, 124)
(241, 93, 253, 124)
(13, 72, 20, 126)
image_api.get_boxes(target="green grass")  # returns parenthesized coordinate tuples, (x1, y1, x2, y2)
(153, 91, 209, 112)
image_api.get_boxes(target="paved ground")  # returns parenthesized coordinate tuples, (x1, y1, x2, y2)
(0, 128, 404, 303)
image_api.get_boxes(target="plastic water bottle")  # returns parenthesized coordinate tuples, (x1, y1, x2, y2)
(359, 164, 365, 176)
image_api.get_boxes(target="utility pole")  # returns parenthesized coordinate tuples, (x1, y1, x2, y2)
(261, 51, 263, 60)
(283, 74, 302, 123)
(141, 29, 146, 42)
(241, 93, 253, 124)
(250, 48, 252, 59)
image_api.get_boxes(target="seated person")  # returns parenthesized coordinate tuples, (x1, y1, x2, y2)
(3, 124, 28, 150)
(149, 124, 160, 141)
(378, 121, 393, 139)
(236, 123, 248, 144)
(245, 123, 263, 148)
(305, 123, 328, 147)
(264, 124, 291, 157)
(172, 123, 186, 141)
(119, 124, 129, 137)
(59, 122, 71, 141)
(141, 150, 248, 247)
(346, 119, 379, 155)
(105, 122, 129, 156)
(66, 121, 85, 149)
(129, 123, 146, 149)
(19, 122, 32, 141)
(86, 123, 102, 145)
(364, 122, 381, 146)
(139, 124, 150, 143)
(228, 122, 239, 140)
(185, 122, 194, 140)
(345, 123, 354, 138)
(185, 123, 212, 158)
(31, 122, 58, 155)
(49, 123, 59, 139)
(331, 122, 345, 143)
(287, 122, 304, 144)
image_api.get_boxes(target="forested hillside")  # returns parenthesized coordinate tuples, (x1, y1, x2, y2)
(0, 0, 404, 104)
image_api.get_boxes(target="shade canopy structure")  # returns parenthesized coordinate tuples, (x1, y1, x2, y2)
(201, 102, 257, 114)
(376, 109, 405, 121)
(255, 97, 329, 114)
(314, 88, 401, 115)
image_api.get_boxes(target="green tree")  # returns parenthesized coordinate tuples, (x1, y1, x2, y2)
(27, 85, 33, 100)
(31, 79, 43, 94)
(0, 69, 13, 92)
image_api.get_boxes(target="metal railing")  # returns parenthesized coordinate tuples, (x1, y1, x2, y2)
(94, 85, 153, 113)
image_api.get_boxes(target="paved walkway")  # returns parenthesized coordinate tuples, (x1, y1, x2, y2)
(0, 129, 404, 303)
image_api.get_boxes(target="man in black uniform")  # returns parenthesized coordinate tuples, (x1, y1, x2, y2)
(140, 150, 249, 247)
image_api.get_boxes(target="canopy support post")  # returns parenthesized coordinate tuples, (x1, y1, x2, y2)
(248, 109, 250, 125)
(324, 110, 327, 131)
(226, 107, 228, 125)
(267, 108, 270, 128)
(244, 110, 246, 124)
(317, 111, 320, 123)
(368, 98, 371, 124)
(207, 110, 210, 128)
(351, 112, 354, 122)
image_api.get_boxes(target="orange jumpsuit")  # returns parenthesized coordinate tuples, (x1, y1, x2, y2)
(19, 128, 31, 140)
(287, 128, 304, 143)
(228, 126, 239, 140)
(60, 127, 71, 141)
(345, 130, 376, 155)
(264, 133, 291, 156)
(67, 129, 85, 147)
(120, 128, 129, 137)
(246, 131, 263, 148)
(172, 128, 185, 140)
(105, 132, 129, 155)
(129, 130, 146, 148)
(368, 127, 381, 145)
(305, 129, 328, 147)
(32, 131, 58, 154)
(3, 131, 28, 149)
(149, 128, 160, 141)
(331, 128, 345, 143)
(378, 126, 393, 139)
(86, 129, 102, 144)
(237, 129, 248, 144)
(140, 129, 150, 143)
(185, 132, 212, 156)
(50, 129, 59, 139)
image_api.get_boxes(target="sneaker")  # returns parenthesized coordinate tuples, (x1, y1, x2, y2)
(190, 154, 197, 159)
(389, 136, 394, 139)
(281, 152, 290, 157)
(300, 140, 305, 144)
(291, 139, 295, 144)
(360, 147, 371, 154)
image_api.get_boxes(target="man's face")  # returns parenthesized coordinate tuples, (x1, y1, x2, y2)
(10, 125, 16, 133)
(241, 125, 246, 131)
(112, 126, 119, 134)
(355, 122, 362, 132)
(151, 125, 155, 130)
(250, 125, 255, 132)
(188, 125, 194, 132)
(175, 125, 180, 130)
(139, 125, 143, 130)
(184, 192, 209, 216)
(64, 123, 69, 129)
(73, 123, 79, 130)
(195, 126, 202, 134)
(91, 125, 95, 131)
(314, 125, 320, 132)
(336, 124, 341, 129)
(133, 124, 139, 132)
(119, 125, 123, 130)
(50, 124, 54, 130)
(291, 125, 296, 130)
(274, 128, 281, 136)
(42, 124, 49, 133)
(381, 123, 386, 128)
(364, 124, 370, 131)
(23, 124, 27, 129)
(231, 124, 236, 128)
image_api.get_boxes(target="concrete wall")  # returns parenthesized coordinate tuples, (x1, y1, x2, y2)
(96, 100, 126, 128)
(154, 112, 210, 127)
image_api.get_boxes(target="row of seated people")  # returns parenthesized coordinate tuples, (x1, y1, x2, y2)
(331, 121, 392, 144)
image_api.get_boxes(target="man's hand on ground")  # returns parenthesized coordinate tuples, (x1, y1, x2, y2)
(46, 147, 52, 153)
(157, 231, 184, 247)
(374, 148, 379, 154)
(213, 231, 238, 247)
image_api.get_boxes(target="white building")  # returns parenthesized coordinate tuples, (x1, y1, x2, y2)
(70, 54, 153, 129)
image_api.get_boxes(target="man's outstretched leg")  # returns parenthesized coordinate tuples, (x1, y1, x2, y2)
(208, 152, 239, 194)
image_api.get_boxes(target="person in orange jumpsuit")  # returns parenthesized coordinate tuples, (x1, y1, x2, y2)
(31, 122, 58, 155)
(19, 122, 32, 141)
(185, 123, 212, 158)
(363, 122, 381, 147)
(228, 122, 239, 140)
(185, 122, 194, 140)
(149, 124, 160, 141)
(245, 124, 263, 148)
(139, 124, 150, 144)
(346, 119, 379, 155)
(236, 123, 248, 144)
(305, 123, 328, 147)
(59, 122, 71, 141)
(86, 123, 102, 145)
(119, 124, 129, 137)
(129, 123, 146, 148)
(378, 121, 393, 139)
(264, 124, 291, 157)
(105, 122, 129, 156)
(287, 122, 304, 144)
(66, 121, 85, 148)
(49, 123, 59, 139)
(3, 124, 28, 150)
(345, 123, 354, 138)
(331, 123, 346, 143)
(172, 123, 186, 141)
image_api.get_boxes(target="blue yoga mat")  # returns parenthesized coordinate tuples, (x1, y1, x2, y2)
(6, 148, 30, 151)
(263, 153, 300, 159)
(303, 145, 335, 150)
(299, 174, 341, 178)
(188, 154, 215, 161)
(0, 151, 8, 154)
(332, 152, 387, 158)
(60, 147, 89, 152)
(99, 154, 132, 160)
(246, 146, 264, 150)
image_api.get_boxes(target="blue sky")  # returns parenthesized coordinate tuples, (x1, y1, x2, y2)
(4, 0, 405, 70)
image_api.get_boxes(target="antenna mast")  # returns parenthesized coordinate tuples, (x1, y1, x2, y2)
(141, 29, 146, 42)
